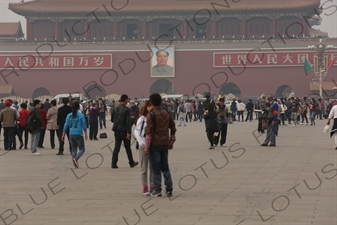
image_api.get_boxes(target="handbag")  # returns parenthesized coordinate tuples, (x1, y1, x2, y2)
(99, 133, 107, 138)
(323, 125, 330, 133)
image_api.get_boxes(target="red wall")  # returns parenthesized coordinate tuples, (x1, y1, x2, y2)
(7, 50, 337, 99)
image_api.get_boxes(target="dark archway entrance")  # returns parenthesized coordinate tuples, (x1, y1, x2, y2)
(219, 83, 241, 97)
(150, 79, 173, 94)
(85, 84, 106, 99)
(275, 85, 293, 98)
(32, 87, 50, 99)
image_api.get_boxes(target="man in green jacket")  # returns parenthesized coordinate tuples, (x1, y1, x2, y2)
(0, 100, 17, 150)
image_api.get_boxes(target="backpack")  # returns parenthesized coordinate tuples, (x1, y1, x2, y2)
(135, 119, 146, 150)
(26, 111, 37, 133)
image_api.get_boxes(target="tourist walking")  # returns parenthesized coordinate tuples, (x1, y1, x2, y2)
(204, 102, 218, 150)
(29, 100, 43, 155)
(214, 98, 229, 147)
(18, 103, 30, 149)
(327, 101, 337, 150)
(62, 102, 88, 168)
(111, 94, 139, 169)
(57, 98, 72, 155)
(38, 104, 47, 148)
(89, 103, 99, 140)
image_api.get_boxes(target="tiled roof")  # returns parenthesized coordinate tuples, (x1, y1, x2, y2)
(9, 0, 321, 15)
(0, 22, 23, 37)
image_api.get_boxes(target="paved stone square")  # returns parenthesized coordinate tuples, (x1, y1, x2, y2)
(0, 118, 336, 225)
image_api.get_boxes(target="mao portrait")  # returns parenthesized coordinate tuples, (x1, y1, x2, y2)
(151, 46, 175, 77)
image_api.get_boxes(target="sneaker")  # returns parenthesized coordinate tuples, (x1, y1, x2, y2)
(209, 146, 214, 150)
(150, 190, 162, 197)
(111, 164, 118, 169)
(221, 144, 226, 147)
(261, 144, 268, 146)
(72, 158, 78, 168)
(300, 123, 303, 125)
(150, 185, 155, 193)
(166, 191, 173, 197)
(32, 152, 41, 155)
(143, 186, 150, 196)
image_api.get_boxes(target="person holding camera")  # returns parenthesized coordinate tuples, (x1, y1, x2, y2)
(214, 98, 230, 147)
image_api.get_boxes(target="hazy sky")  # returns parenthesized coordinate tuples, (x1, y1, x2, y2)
(0, 0, 336, 38)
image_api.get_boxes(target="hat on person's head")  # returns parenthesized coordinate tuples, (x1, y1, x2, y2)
(5, 100, 11, 106)
(219, 98, 224, 102)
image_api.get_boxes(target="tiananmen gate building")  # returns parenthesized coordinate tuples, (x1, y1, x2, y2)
(0, 0, 336, 99)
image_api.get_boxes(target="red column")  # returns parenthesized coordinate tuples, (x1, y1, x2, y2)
(272, 16, 277, 36)
(212, 18, 217, 37)
(242, 17, 246, 38)
(54, 19, 59, 40)
(184, 19, 189, 38)
(114, 18, 118, 38)
(142, 18, 146, 38)
(26, 19, 32, 40)
(85, 20, 89, 40)
(302, 17, 307, 37)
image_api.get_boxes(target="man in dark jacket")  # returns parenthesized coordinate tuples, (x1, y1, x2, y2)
(245, 99, 254, 122)
(30, 100, 43, 155)
(44, 99, 51, 111)
(56, 98, 72, 155)
(144, 93, 176, 197)
(230, 100, 237, 121)
(111, 94, 138, 169)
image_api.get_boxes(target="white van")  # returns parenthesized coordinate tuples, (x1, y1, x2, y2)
(162, 94, 185, 101)
(53, 93, 84, 103)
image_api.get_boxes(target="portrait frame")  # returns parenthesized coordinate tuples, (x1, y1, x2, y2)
(150, 46, 175, 78)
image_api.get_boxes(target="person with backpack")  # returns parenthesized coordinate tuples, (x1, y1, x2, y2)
(62, 102, 88, 168)
(144, 93, 176, 197)
(134, 100, 154, 196)
(27, 100, 43, 155)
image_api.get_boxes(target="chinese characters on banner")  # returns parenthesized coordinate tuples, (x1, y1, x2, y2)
(213, 50, 337, 68)
(0, 54, 112, 70)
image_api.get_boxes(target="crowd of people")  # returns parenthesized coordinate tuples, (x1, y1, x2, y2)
(1, 93, 336, 197)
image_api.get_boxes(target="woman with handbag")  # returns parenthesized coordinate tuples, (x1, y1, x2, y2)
(134, 101, 154, 196)
(204, 102, 218, 150)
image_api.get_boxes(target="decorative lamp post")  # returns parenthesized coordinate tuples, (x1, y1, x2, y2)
(307, 39, 334, 98)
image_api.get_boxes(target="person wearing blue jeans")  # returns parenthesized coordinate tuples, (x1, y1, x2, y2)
(144, 93, 176, 197)
(62, 102, 88, 168)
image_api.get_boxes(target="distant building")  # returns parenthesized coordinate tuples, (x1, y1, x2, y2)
(8, 0, 327, 41)
(0, 22, 24, 42)
(1, 0, 335, 99)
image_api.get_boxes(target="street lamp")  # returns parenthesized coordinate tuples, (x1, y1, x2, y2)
(308, 39, 334, 98)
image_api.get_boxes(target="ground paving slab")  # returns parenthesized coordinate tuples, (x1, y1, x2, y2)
(0, 119, 336, 225)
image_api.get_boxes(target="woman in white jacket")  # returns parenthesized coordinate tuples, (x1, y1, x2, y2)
(134, 101, 154, 196)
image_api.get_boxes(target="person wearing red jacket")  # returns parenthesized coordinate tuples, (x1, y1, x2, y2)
(38, 104, 47, 148)
(18, 103, 30, 149)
